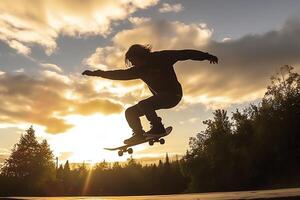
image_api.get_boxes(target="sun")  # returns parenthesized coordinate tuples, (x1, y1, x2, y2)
(48, 113, 143, 163)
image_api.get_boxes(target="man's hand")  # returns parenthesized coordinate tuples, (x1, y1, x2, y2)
(82, 70, 95, 76)
(207, 54, 218, 64)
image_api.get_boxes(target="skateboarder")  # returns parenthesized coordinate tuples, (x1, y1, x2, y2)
(82, 44, 218, 144)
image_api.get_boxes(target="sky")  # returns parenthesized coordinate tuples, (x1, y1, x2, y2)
(1, 0, 300, 164)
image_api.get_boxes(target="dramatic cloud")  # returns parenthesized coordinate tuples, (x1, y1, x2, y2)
(159, 3, 183, 13)
(84, 21, 212, 70)
(85, 18, 300, 108)
(0, 0, 159, 56)
(0, 71, 123, 134)
(195, 17, 300, 106)
(113, 21, 212, 49)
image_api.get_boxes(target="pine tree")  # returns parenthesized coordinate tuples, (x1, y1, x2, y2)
(2, 126, 39, 177)
(1, 126, 55, 193)
(165, 153, 170, 165)
(63, 160, 70, 173)
(56, 164, 64, 180)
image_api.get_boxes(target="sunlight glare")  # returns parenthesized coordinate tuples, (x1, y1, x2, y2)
(49, 113, 134, 163)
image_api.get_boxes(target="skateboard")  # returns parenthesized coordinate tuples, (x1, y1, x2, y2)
(104, 126, 172, 156)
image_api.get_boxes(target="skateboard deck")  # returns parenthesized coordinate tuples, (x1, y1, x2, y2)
(104, 126, 172, 156)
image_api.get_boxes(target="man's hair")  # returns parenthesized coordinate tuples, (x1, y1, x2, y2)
(125, 44, 152, 67)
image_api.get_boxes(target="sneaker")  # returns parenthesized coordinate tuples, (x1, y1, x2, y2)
(145, 123, 166, 137)
(124, 131, 145, 144)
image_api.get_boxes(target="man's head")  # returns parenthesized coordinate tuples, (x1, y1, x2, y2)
(125, 44, 151, 67)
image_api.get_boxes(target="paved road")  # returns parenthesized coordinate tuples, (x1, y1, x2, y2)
(5, 187, 300, 200)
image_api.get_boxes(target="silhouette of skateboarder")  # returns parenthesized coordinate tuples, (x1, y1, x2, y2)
(82, 44, 218, 144)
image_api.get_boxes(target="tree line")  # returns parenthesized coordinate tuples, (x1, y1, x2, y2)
(0, 65, 299, 196)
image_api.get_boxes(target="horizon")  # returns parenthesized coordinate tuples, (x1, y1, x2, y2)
(1, 0, 300, 164)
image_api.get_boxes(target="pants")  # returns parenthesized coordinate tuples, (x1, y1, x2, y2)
(125, 93, 182, 132)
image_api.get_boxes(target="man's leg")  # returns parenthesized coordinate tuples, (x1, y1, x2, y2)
(124, 94, 181, 142)
(137, 95, 167, 134)
(138, 96, 161, 124)
(123, 104, 149, 144)
(125, 105, 144, 134)
(138, 93, 182, 134)
(125, 95, 167, 131)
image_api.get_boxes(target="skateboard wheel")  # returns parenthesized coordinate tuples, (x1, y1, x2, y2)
(159, 138, 165, 144)
(128, 148, 133, 154)
(118, 150, 123, 156)
(149, 140, 154, 146)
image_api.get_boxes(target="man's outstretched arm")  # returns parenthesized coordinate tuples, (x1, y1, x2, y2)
(82, 68, 139, 80)
(164, 49, 218, 64)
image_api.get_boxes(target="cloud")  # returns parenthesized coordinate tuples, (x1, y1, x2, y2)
(0, 148, 10, 155)
(193, 17, 300, 106)
(40, 63, 63, 73)
(113, 21, 212, 49)
(179, 117, 199, 125)
(0, 147, 11, 164)
(73, 99, 123, 116)
(129, 17, 151, 26)
(159, 3, 183, 13)
(222, 37, 232, 42)
(6, 40, 31, 55)
(58, 151, 73, 161)
(84, 18, 300, 108)
(0, 0, 159, 56)
(0, 71, 123, 134)
(84, 46, 125, 70)
(13, 68, 25, 73)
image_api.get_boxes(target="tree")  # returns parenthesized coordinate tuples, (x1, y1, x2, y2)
(183, 65, 300, 191)
(56, 164, 64, 180)
(1, 126, 39, 178)
(1, 126, 55, 194)
(165, 153, 170, 166)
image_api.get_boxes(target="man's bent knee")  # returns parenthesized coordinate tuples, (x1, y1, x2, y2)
(137, 99, 154, 113)
(125, 105, 143, 119)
